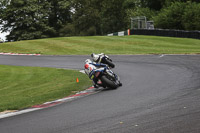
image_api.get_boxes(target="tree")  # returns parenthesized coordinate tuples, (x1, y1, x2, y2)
(71, 0, 101, 36)
(68, 0, 128, 36)
(153, 2, 187, 30)
(182, 2, 200, 30)
(0, 0, 10, 30)
(123, 0, 138, 9)
(1, 0, 73, 41)
(1, 0, 57, 41)
(126, 7, 157, 21)
(140, 0, 165, 10)
(100, 0, 127, 34)
(2, 0, 199, 41)
(153, 1, 200, 30)
(140, 0, 199, 10)
(0, 0, 10, 12)
(165, 0, 200, 6)
(47, 0, 72, 33)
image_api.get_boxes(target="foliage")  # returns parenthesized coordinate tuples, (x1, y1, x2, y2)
(153, 2, 187, 30)
(70, 0, 127, 35)
(182, 2, 200, 30)
(0, 0, 200, 41)
(0, 0, 10, 29)
(59, 23, 76, 37)
(0, 0, 72, 41)
(71, 0, 101, 36)
(1, 0, 55, 41)
(154, 2, 200, 30)
(123, 0, 138, 9)
(100, 0, 127, 34)
(47, 0, 72, 31)
(140, 0, 165, 11)
(126, 7, 157, 21)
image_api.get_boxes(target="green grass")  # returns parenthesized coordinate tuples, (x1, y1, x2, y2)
(0, 35, 200, 55)
(0, 65, 91, 112)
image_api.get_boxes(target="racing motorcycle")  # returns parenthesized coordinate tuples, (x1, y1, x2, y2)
(91, 53, 115, 68)
(94, 66, 122, 89)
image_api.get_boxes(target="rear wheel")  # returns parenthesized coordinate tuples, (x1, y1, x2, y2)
(100, 75, 118, 89)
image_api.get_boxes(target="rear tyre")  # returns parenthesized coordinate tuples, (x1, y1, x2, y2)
(100, 76, 118, 89)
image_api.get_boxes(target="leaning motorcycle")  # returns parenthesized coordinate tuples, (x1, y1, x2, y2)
(93, 66, 121, 89)
(91, 53, 115, 68)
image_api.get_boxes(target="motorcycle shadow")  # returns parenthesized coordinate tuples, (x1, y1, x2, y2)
(95, 87, 118, 92)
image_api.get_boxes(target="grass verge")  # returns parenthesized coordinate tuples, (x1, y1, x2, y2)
(0, 35, 200, 55)
(0, 65, 91, 112)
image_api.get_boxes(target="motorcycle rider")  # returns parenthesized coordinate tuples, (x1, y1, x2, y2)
(91, 53, 105, 63)
(84, 59, 122, 88)
(84, 59, 107, 88)
(91, 53, 115, 68)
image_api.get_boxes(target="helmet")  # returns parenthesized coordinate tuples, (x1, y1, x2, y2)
(91, 53, 95, 58)
(91, 53, 99, 61)
(85, 59, 92, 64)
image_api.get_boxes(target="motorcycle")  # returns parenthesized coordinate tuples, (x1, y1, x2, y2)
(91, 53, 115, 68)
(94, 66, 122, 89)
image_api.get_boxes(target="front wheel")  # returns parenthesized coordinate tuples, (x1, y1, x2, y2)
(104, 59, 115, 68)
(100, 75, 118, 89)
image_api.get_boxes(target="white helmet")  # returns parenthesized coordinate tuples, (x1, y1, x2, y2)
(91, 53, 99, 62)
(85, 59, 92, 64)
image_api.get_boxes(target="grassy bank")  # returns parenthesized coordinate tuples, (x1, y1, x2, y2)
(0, 65, 91, 112)
(0, 35, 200, 55)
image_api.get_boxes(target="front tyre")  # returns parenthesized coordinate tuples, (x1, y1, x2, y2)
(100, 76, 118, 89)
(101, 58, 115, 68)
(104, 59, 115, 68)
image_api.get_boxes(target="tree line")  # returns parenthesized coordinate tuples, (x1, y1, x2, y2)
(0, 0, 200, 41)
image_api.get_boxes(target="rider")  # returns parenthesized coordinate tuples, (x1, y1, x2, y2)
(91, 53, 115, 69)
(91, 53, 107, 63)
(84, 59, 107, 88)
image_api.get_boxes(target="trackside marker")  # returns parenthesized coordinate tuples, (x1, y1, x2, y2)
(76, 78, 79, 83)
(128, 29, 130, 35)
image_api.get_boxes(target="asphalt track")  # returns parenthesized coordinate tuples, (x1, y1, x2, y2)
(0, 55, 200, 133)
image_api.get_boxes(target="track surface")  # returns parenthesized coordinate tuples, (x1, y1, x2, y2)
(0, 55, 200, 133)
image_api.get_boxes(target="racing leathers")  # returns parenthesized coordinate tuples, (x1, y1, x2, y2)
(84, 61, 107, 88)
(91, 53, 106, 63)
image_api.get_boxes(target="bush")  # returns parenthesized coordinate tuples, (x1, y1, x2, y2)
(154, 2, 186, 30)
(59, 23, 76, 37)
(182, 2, 200, 30)
(86, 26, 96, 36)
(154, 1, 200, 30)
(126, 7, 157, 21)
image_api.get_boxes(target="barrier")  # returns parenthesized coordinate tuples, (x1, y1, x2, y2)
(107, 29, 200, 39)
(107, 29, 130, 36)
(130, 29, 200, 39)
